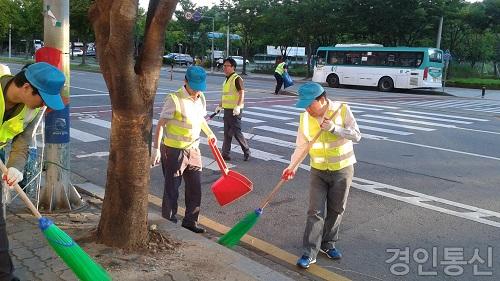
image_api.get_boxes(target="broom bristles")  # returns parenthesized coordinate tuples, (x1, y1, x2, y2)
(218, 208, 262, 248)
(39, 217, 111, 281)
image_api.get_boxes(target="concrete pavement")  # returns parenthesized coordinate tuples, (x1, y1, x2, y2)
(4, 183, 303, 281)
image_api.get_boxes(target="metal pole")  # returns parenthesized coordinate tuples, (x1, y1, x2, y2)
(8, 24, 11, 58)
(436, 16, 443, 49)
(226, 13, 230, 57)
(211, 17, 214, 73)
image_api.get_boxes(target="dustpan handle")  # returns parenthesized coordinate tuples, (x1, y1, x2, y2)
(0, 159, 42, 219)
(208, 137, 229, 175)
(259, 104, 344, 210)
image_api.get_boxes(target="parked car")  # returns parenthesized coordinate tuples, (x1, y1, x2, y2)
(174, 54, 193, 66)
(70, 48, 84, 57)
(229, 56, 250, 66)
(86, 47, 96, 56)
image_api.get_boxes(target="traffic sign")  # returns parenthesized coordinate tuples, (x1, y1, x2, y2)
(193, 11, 202, 22)
(184, 12, 192, 20)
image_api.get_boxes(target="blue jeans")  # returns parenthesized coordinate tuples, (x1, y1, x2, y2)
(0, 149, 15, 280)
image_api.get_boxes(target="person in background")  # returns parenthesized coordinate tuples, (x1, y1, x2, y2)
(151, 66, 216, 234)
(0, 62, 65, 281)
(281, 82, 361, 269)
(274, 55, 288, 95)
(214, 57, 250, 162)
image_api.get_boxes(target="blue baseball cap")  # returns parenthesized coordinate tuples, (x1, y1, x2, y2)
(185, 66, 206, 92)
(25, 62, 65, 110)
(295, 82, 325, 108)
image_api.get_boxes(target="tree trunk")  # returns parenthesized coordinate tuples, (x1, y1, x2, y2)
(97, 108, 152, 248)
(90, 0, 178, 250)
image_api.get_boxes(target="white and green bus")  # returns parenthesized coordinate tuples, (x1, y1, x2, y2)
(313, 45, 444, 91)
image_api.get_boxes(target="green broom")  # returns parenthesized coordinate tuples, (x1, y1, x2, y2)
(219, 105, 343, 248)
(0, 159, 111, 281)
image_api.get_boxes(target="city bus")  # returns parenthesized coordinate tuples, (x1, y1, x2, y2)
(312, 45, 444, 91)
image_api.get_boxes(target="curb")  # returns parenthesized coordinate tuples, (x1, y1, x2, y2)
(74, 182, 295, 281)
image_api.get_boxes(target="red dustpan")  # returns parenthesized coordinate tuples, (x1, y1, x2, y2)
(209, 138, 253, 206)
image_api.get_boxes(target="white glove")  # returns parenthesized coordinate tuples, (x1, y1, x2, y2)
(233, 105, 241, 116)
(2, 167, 23, 188)
(215, 105, 223, 114)
(320, 119, 337, 132)
(151, 148, 161, 167)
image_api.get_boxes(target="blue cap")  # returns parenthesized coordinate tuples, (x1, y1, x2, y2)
(25, 62, 65, 110)
(295, 82, 325, 108)
(185, 66, 206, 92)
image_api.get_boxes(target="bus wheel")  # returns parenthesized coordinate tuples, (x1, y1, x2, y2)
(327, 74, 340, 88)
(378, 77, 394, 92)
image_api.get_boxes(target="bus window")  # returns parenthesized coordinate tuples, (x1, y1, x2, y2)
(327, 51, 344, 65)
(428, 49, 442, 63)
(316, 50, 327, 65)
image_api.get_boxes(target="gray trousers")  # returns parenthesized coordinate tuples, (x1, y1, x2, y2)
(302, 165, 354, 259)
(221, 108, 250, 157)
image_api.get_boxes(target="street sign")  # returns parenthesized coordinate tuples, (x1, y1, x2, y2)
(184, 12, 192, 20)
(193, 11, 202, 22)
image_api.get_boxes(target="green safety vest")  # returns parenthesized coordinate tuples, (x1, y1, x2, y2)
(162, 88, 206, 149)
(275, 62, 286, 75)
(221, 73, 243, 109)
(299, 104, 356, 171)
(0, 75, 40, 148)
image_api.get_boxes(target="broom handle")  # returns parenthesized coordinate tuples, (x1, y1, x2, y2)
(259, 104, 343, 210)
(0, 159, 42, 219)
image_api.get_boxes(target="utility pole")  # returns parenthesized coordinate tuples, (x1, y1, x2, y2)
(8, 24, 11, 58)
(39, 0, 83, 211)
(226, 13, 230, 57)
(436, 16, 443, 49)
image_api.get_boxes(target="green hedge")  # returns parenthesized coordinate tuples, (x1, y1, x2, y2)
(446, 78, 500, 90)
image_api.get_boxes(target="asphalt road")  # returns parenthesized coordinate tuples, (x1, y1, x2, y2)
(5, 63, 500, 281)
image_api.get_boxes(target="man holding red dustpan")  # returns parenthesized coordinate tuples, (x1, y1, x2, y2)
(282, 82, 361, 269)
(151, 66, 216, 234)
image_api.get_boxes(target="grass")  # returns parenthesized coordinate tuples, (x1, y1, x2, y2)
(446, 77, 500, 90)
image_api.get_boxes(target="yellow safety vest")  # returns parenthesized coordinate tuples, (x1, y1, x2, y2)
(275, 62, 286, 75)
(300, 104, 356, 171)
(162, 88, 206, 149)
(221, 73, 242, 109)
(0, 75, 40, 148)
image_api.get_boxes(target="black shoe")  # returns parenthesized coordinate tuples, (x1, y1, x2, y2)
(243, 153, 250, 161)
(169, 216, 178, 224)
(222, 155, 231, 161)
(182, 223, 206, 233)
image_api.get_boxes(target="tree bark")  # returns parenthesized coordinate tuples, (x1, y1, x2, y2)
(89, 0, 177, 250)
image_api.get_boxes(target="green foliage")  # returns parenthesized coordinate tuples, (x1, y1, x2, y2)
(447, 77, 500, 89)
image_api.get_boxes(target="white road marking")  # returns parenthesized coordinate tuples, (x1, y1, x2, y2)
(383, 112, 473, 124)
(400, 110, 488, 121)
(357, 125, 413, 135)
(362, 114, 456, 128)
(357, 118, 435, 131)
(244, 110, 293, 120)
(70, 128, 105, 142)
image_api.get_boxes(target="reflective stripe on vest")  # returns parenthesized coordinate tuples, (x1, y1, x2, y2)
(300, 104, 356, 171)
(0, 77, 40, 148)
(163, 88, 206, 149)
(221, 73, 242, 109)
(275, 62, 286, 75)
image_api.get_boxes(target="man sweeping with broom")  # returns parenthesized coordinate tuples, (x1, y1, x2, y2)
(282, 82, 361, 269)
(0, 63, 65, 281)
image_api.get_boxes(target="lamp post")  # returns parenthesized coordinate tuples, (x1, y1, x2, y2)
(8, 24, 11, 58)
(202, 16, 215, 73)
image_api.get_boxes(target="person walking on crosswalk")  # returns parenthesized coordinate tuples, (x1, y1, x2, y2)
(151, 66, 216, 234)
(215, 57, 251, 161)
(281, 82, 361, 269)
(0, 62, 66, 281)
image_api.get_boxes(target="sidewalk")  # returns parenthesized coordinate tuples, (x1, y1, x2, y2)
(5, 186, 301, 281)
(438, 86, 500, 101)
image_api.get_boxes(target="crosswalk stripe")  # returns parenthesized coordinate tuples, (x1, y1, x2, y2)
(447, 101, 494, 108)
(243, 110, 293, 120)
(272, 105, 304, 111)
(82, 118, 111, 128)
(253, 126, 297, 136)
(425, 100, 463, 107)
(241, 132, 296, 148)
(345, 102, 399, 109)
(383, 112, 472, 124)
(362, 114, 455, 128)
(435, 100, 479, 108)
(349, 105, 382, 111)
(357, 118, 435, 131)
(400, 110, 488, 121)
(358, 125, 413, 135)
(248, 107, 301, 116)
(70, 128, 105, 142)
